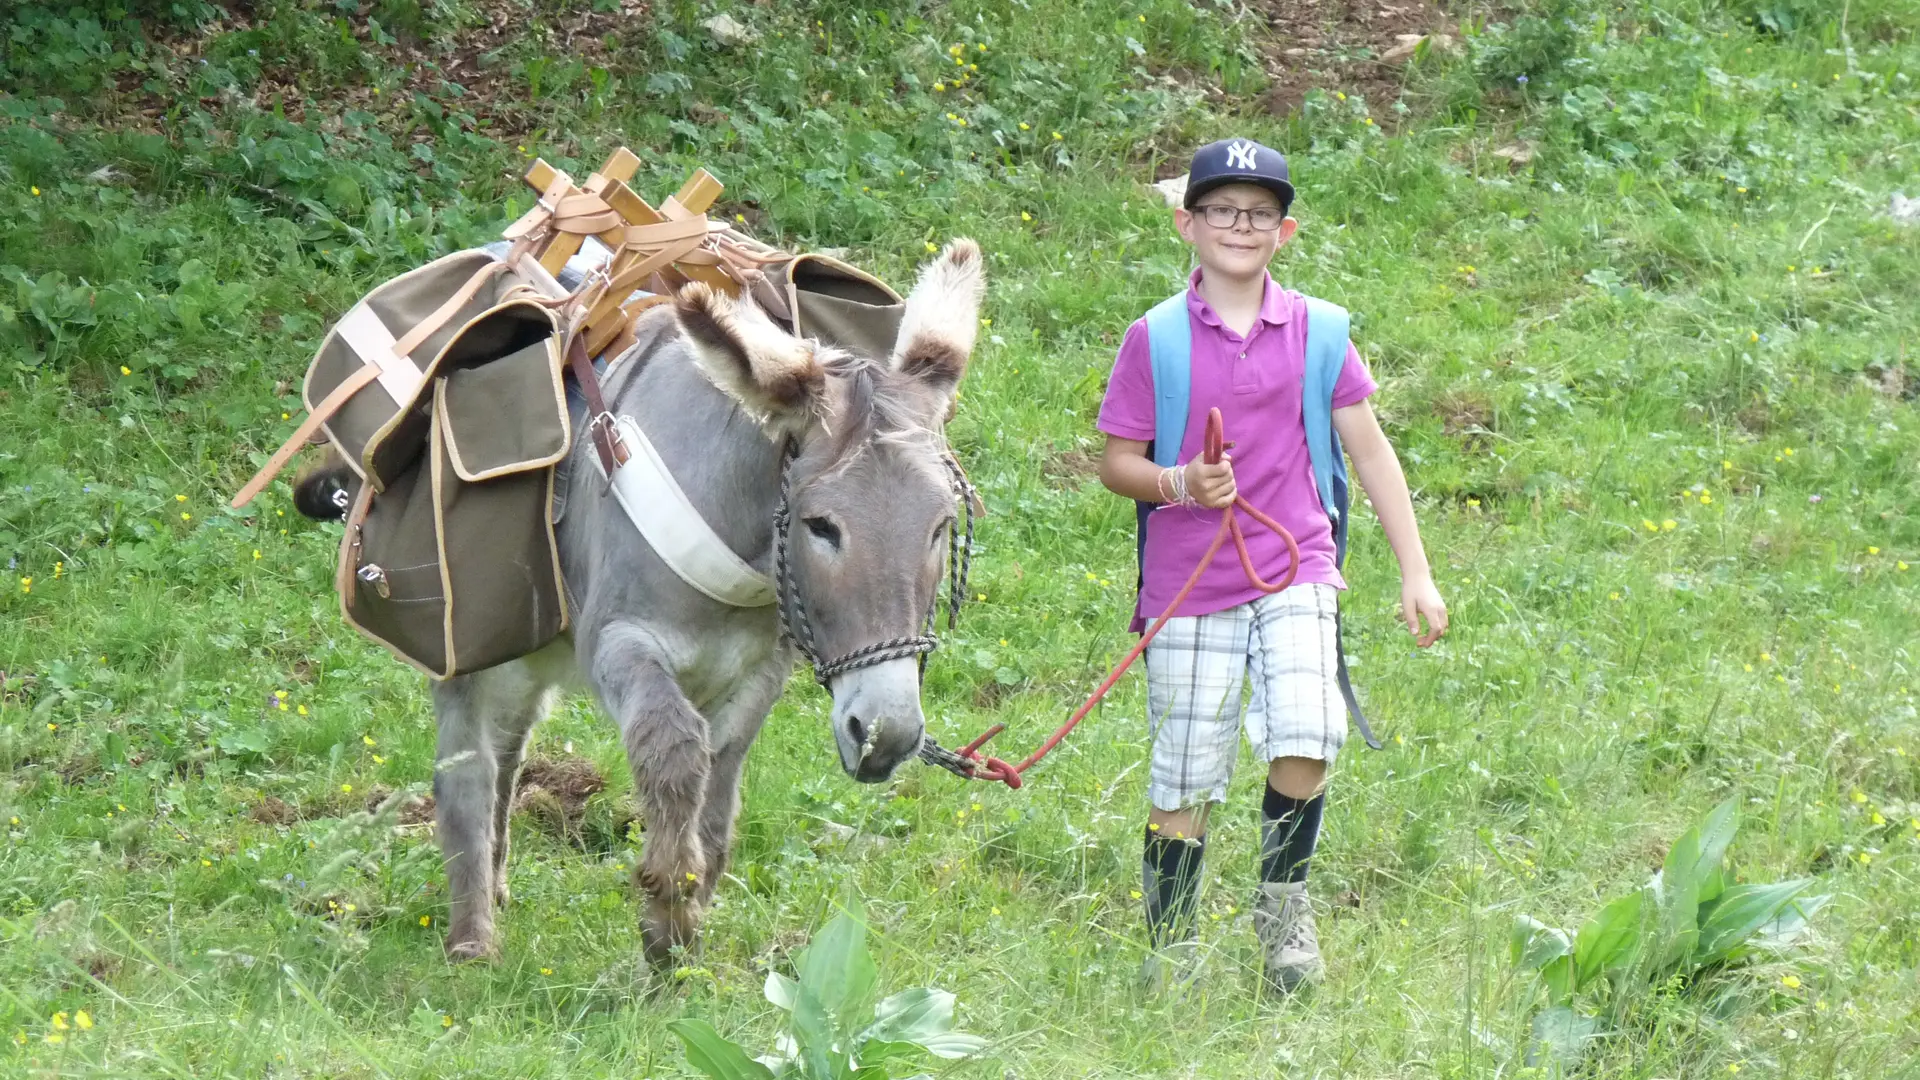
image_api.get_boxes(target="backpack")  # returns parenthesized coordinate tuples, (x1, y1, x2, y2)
(1132, 290, 1381, 749)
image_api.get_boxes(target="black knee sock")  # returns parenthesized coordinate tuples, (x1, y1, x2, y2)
(1260, 785, 1325, 885)
(1142, 828, 1205, 946)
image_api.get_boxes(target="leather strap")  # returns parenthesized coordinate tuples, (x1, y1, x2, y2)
(230, 362, 380, 509)
(567, 333, 629, 476)
(390, 259, 510, 359)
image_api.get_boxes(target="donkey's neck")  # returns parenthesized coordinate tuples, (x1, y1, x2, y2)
(614, 341, 787, 570)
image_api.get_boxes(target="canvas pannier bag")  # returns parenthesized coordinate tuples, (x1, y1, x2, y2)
(231, 247, 574, 679)
(230, 148, 908, 680)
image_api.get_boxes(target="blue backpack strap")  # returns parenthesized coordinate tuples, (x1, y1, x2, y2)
(1134, 292, 1193, 591)
(1144, 293, 1193, 469)
(1301, 295, 1380, 749)
(1300, 296, 1351, 567)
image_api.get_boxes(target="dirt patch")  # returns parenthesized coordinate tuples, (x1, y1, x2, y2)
(1248, 0, 1452, 121)
(249, 796, 298, 826)
(1040, 447, 1101, 485)
(514, 756, 609, 843)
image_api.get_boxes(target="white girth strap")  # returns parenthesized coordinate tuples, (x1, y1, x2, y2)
(591, 414, 776, 608)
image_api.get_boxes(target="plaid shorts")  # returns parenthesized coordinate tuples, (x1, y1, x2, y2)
(1144, 582, 1345, 812)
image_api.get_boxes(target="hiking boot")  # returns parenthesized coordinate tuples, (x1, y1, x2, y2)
(1253, 881, 1324, 992)
(1140, 935, 1203, 995)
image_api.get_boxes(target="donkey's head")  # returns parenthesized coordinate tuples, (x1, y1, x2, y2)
(675, 240, 985, 782)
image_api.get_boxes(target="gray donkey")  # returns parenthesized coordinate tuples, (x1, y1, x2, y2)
(298, 240, 986, 963)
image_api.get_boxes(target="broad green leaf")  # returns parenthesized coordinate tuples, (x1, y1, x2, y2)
(917, 1032, 988, 1060)
(1663, 798, 1739, 911)
(1695, 880, 1812, 967)
(1573, 888, 1645, 988)
(1524, 1006, 1600, 1069)
(790, 983, 843, 1080)
(1540, 954, 1574, 1006)
(860, 987, 956, 1046)
(765, 970, 798, 1011)
(1511, 915, 1573, 970)
(669, 1019, 778, 1080)
(798, 906, 878, 1026)
(1651, 870, 1701, 974)
(853, 1040, 924, 1065)
(1750, 894, 1832, 953)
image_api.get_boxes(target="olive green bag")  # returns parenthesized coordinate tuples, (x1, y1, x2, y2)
(229, 150, 909, 681)
(232, 248, 574, 679)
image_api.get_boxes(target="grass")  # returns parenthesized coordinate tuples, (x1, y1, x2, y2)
(3, 0, 1919, 1075)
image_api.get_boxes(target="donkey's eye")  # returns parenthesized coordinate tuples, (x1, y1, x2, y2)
(931, 522, 949, 549)
(803, 516, 842, 550)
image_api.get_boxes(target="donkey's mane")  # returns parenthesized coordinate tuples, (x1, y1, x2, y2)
(818, 350, 943, 473)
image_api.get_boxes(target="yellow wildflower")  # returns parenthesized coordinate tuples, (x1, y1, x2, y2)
(1868, 546, 1880, 555)
(296, 704, 307, 716)
(121, 365, 132, 375)
(925, 241, 937, 252)
(1052, 131, 1063, 140)
(363, 735, 375, 746)
(1018, 122, 1030, 130)
(19, 577, 30, 594)
(341, 784, 352, 794)
(1851, 790, 1867, 803)
(1780, 974, 1801, 989)
(442, 1015, 453, 1028)
(933, 82, 945, 92)
(176, 494, 187, 502)
(32, 186, 42, 196)
(1643, 520, 1658, 532)
(1021, 210, 1032, 222)
(1661, 519, 1676, 531)
(44, 1033, 63, 1045)
(51, 1013, 68, 1031)
(253, 550, 261, 560)
(181, 512, 191, 521)
(541, 967, 553, 975)
(419, 915, 431, 926)
(1700, 493, 1712, 505)
(1871, 812, 1885, 825)
(1723, 459, 1733, 469)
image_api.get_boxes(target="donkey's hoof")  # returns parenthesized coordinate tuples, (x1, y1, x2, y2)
(446, 938, 498, 964)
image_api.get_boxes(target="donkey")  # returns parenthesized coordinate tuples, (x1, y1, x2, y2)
(296, 241, 986, 963)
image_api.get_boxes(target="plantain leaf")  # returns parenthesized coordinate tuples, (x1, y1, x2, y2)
(1524, 1006, 1600, 1068)
(1573, 887, 1646, 988)
(1695, 880, 1812, 967)
(669, 1019, 778, 1080)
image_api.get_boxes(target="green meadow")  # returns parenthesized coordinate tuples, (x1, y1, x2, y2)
(2, 0, 1917, 1075)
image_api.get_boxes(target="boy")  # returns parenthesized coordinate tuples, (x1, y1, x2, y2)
(1096, 138, 1448, 992)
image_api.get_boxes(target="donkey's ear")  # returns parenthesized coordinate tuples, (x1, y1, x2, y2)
(890, 238, 985, 396)
(676, 283, 827, 434)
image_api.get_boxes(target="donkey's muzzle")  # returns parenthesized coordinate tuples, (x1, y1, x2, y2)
(829, 659, 926, 783)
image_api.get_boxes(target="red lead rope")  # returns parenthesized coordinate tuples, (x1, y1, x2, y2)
(953, 408, 1301, 788)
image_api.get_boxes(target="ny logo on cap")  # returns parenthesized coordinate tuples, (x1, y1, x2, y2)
(1226, 140, 1259, 170)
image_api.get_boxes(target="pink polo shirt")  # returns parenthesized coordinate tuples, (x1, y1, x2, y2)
(1098, 269, 1377, 631)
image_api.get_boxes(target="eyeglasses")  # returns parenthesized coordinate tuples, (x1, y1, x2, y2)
(1192, 203, 1286, 231)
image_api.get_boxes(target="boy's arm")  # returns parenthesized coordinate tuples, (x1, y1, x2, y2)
(1333, 399, 1448, 647)
(1098, 436, 1237, 509)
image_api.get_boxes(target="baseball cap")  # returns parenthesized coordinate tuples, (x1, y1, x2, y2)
(1184, 138, 1294, 213)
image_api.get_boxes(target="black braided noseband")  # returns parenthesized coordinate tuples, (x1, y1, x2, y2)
(772, 442, 977, 687)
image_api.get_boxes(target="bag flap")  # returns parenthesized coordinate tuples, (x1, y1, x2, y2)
(782, 253, 905, 361)
(364, 299, 560, 487)
(435, 337, 570, 482)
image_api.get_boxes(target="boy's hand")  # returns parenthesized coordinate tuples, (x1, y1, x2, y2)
(1401, 575, 1448, 647)
(1182, 455, 1237, 508)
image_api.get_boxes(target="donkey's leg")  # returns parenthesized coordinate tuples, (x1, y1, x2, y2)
(432, 662, 553, 962)
(588, 623, 712, 965)
(692, 667, 786, 908)
(488, 682, 558, 909)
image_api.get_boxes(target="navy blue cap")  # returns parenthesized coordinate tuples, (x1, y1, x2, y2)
(1184, 138, 1294, 212)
